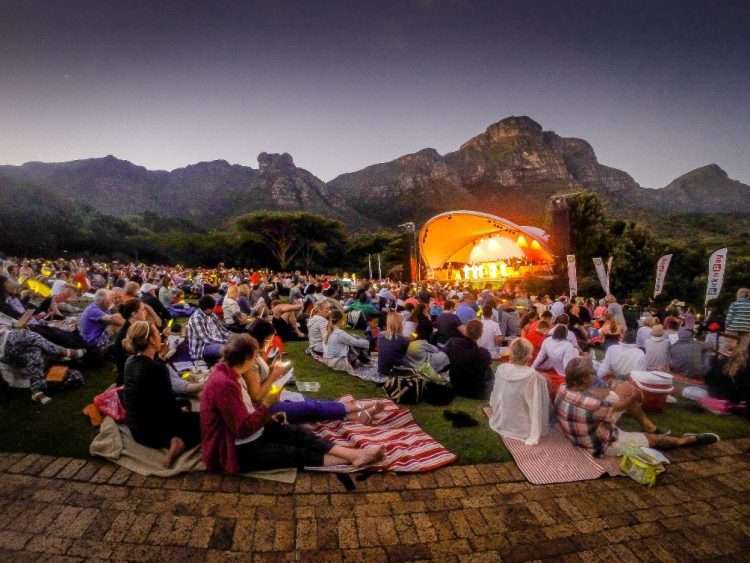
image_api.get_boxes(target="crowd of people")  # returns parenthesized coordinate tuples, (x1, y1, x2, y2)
(1, 256, 749, 472)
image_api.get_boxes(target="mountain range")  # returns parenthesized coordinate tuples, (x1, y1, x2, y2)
(1, 116, 748, 230)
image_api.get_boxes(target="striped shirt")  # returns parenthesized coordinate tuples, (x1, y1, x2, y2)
(187, 309, 230, 360)
(726, 298, 750, 333)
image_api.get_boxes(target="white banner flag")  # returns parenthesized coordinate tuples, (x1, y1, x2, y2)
(592, 257, 610, 295)
(653, 254, 672, 298)
(566, 255, 577, 297)
(705, 248, 728, 305)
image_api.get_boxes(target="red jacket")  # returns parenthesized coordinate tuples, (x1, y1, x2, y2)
(200, 362, 269, 474)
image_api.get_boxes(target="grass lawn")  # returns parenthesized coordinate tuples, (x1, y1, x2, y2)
(1, 341, 749, 464)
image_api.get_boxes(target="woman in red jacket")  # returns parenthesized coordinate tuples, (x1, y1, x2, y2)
(200, 334, 384, 474)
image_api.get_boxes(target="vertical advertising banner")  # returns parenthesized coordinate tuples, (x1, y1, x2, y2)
(653, 254, 672, 298)
(566, 255, 577, 297)
(705, 248, 728, 305)
(592, 257, 610, 295)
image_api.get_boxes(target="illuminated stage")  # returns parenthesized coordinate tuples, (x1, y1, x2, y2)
(418, 211, 554, 283)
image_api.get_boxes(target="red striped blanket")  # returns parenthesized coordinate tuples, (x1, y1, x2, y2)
(483, 407, 619, 484)
(304, 397, 457, 473)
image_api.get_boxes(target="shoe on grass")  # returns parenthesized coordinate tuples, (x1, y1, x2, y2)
(684, 432, 720, 446)
(31, 391, 52, 405)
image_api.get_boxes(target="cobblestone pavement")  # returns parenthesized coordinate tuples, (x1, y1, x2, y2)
(0, 438, 749, 562)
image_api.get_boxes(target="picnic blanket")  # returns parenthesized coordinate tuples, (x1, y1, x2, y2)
(303, 397, 456, 473)
(90, 416, 297, 483)
(483, 407, 619, 484)
(311, 353, 386, 384)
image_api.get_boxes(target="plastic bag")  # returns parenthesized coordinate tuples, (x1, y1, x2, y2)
(619, 446, 666, 487)
(93, 385, 127, 422)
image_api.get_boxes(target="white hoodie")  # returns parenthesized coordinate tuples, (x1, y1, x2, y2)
(489, 363, 551, 445)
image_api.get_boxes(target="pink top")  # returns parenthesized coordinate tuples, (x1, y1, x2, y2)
(200, 362, 269, 473)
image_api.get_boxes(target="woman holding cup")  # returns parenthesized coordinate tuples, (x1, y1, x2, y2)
(200, 333, 385, 473)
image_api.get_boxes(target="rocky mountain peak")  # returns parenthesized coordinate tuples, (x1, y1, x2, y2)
(461, 116, 543, 150)
(258, 152, 295, 174)
(676, 164, 728, 182)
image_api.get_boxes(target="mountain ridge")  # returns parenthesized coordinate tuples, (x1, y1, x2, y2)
(1, 115, 748, 229)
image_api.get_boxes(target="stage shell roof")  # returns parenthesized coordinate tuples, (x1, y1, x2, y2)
(418, 210, 553, 270)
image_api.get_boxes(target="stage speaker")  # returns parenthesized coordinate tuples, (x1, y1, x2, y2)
(550, 197, 571, 257)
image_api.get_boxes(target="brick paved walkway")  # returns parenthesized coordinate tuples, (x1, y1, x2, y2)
(0, 439, 749, 562)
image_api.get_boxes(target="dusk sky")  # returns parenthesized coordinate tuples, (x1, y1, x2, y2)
(1, 0, 748, 186)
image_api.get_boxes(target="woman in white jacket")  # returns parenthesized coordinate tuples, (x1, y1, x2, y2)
(489, 338, 550, 445)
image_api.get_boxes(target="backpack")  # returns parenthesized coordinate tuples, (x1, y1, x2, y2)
(383, 365, 455, 405)
(382, 369, 426, 404)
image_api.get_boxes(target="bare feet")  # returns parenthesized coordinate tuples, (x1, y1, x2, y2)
(164, 437, 185, 468)
(368, 400, 385, 415)
(351, 406, 381, 425)
(352, 446, 385, 468)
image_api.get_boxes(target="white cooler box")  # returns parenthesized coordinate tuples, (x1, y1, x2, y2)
(630, 371, 674, 412)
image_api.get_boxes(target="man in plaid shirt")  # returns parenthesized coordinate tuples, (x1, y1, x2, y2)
(187, 295, 231, 362)
(556, 357, 718, 457)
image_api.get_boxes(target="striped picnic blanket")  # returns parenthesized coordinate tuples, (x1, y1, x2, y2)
(304, 397, 456, 473)
(483, 407, 619, 484)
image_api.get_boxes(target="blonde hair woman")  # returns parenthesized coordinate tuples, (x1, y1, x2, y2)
(223, 284, 251, 330)
(377, 312, 410, 375)
(489, 337, 550, 445)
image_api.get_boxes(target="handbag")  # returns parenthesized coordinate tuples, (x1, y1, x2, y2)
(382, 368, 426, 404)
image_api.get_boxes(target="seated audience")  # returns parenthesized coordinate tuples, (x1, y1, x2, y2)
(0, 316, 84, 404)
(532, 325, 579, 375)
(223, 285, 252, 332)
(237, 284, 254, 315)
(112, 298, 148, 385)
(599, 315, 623, 351)
(306, 301, 330, 355)
(526, 319, 551, 358)
(364, 315, 380, 352)
(445, 319, 492, 398)
(406, 303, 433, 342)
(322, 309, 370, 372)
(478, 304, 503, 357)
(187, 295, 231, 362)
(200, 334, 385, 473)
(121, 321, 201, 467)
(455, 293, 478, 325)
(645, 324, 671, 371)
(271, 300, 305, 341)
(377, 312, 410, 375)
(244, 320, 383, 424)
(158, 275, 174, 308)
(139, 283, 172, 326)
(498, 303, 521, 339)
(123, 281, 163, 328)
(557, 357, 719, 457)
(670, 327, 710, 377)
(596, 329, 646, 380)
(489, 338, 550, 445)
(434, 301, 463, 346)
(79, 289, 125, 352)
(705, 334, 749, 414)
(636, 315, 654, 349)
